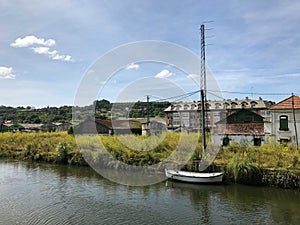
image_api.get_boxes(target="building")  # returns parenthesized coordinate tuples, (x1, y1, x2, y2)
(211, 109, 265, 147)
(75, 119, 142, 135)
(164, 98, 274, 132)
(269, 95, 300, 145)
(141, 119, 166, 136)
(55, 122, 72, 132)
(40, 122, 57, 132)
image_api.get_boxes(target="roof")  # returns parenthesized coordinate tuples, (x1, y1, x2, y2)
(79, 119, 141, 130)
(270, 95, 300, 110)
(216, 109, 264, 124)
(164, 98, 274, 112)
(96, 119, 141, 129)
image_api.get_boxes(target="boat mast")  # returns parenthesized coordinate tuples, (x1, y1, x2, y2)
(200, 24, 207, 151)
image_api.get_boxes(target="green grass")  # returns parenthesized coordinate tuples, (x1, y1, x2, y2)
(0, 132, 299, 174)
(214, 141, 300, 183)
(0, 132, 83, 165)
(215, 141, 300, 170)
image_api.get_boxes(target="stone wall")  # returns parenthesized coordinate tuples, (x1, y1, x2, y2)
(224, 168, 300, 189)
(261, 169, 300, 189)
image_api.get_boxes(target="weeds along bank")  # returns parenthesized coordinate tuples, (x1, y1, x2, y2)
(215, 142, 300, 188)
(0, 132, 299, 188)
(0, 132, 202, 167)
(0, 132, 85, 165)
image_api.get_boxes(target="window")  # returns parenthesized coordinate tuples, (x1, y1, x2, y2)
(224, 102, 229, 109)
(190, 112, 196, 119)
(231, 102, 237, 109)
(254, 138, 262, 146)
(279, 115, 289, 131)
(261, 110, 270, 117)
(215, 103, 221, 109)
(250, 101, 258, 108)
(213, 112, 221, 123)
(205, 103, 211, 110)
(222, 136, 230, 146)
(241, 102, 248, 108)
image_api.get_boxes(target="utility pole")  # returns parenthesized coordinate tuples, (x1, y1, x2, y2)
(292, 93, 298, 148)
(146, 95, 150, 135)
(147, 95, 150, 125)
(201, 89, 207, 151)
(200, 24, 207, 101)
(200, 24, 208, 138)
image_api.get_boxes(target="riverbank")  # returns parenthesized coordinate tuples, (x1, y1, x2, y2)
(0, 132, 299, 188)
(214, 141, 300, 188)
(0, 132, 86, 166)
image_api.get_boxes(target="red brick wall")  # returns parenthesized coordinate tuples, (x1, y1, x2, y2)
(214, 122, 264, 135)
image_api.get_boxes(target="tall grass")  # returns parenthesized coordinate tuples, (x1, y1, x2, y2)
(1, 132, 299, 172)
(215, 141, 300, 183)
(0, 132, 83, 165)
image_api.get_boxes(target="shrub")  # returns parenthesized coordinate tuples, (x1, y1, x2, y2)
(56, 141, 69, 164)
(226, 153, 261, 184)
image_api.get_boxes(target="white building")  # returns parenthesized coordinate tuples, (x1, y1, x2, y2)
(164, 98, 274, 132)
(269, 95, 300, 145)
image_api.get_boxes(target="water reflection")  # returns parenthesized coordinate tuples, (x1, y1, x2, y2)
(0, 160, 299, 225)
(165, 180, 300, 225)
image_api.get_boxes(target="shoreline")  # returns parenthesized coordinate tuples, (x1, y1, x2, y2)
(1, 155, 299, 189)
(0, 131, 299, 189)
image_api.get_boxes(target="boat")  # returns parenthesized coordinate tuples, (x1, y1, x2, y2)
(165, 168, 223, 183)
(165, 25, 224, 184)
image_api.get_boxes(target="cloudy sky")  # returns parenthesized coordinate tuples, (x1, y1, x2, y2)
(1, 0, 300, 107)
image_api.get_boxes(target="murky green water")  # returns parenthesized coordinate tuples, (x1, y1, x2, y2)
(0, 160, 299, 225)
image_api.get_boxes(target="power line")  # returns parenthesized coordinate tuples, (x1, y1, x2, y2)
(149, 90, 200, 102)
(144, 89, 298, 104)
(208, 89, 292, 96)
(207, 91, 225, 100)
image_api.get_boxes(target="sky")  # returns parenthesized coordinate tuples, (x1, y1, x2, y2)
(1, 0, 300, 107)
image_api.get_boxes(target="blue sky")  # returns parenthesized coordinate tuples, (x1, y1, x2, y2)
(1, 0, 300, 107)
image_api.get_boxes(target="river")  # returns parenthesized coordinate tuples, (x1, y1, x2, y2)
(0, 160, 299, 225)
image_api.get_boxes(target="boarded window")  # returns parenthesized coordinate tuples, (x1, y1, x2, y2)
(279, 115, 289, 131)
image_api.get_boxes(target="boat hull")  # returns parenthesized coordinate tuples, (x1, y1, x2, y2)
(165, 168, 223, 183)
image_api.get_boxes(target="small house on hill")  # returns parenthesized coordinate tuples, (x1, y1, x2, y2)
(269, 95, 300, 145)
(75, 119, 142, 135)
(41, 122, 57, 132)
(212, 109, 265, 147)
(55, 122, 72, 132)
(141, 119, 166, 136)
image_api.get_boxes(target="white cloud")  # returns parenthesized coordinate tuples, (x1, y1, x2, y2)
(52, 54, 72, 62)
(125, 63, 140, 70)
(32, 46, 72, 61)
(0, 66, 16, 79)
(11, 35, 73, 62)
(32, 47, 57, 56)
(10, 35, 55, 47)
(32, 47, 73, 61)
(154, 69, 173, 78)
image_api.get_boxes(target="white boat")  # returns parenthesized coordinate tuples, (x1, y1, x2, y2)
(165, 168, 223, 183)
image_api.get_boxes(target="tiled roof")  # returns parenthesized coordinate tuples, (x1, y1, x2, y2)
(270, 95, 300, 110)
(95, 119, 141, 129)
(164, 98, 274, 111)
